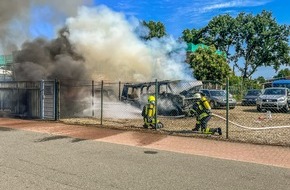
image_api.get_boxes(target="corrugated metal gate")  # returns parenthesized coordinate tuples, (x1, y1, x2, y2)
(41, 81, 56, 119)
(0, 80, 56, 119)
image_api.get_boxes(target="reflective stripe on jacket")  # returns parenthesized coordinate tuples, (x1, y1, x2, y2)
(191, 99, 211, 120)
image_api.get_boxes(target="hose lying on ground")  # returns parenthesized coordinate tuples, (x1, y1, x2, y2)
(212, 113, 290, 130)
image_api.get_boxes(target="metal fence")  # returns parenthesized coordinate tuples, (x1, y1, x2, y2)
(1, 79, 289, 147)
(0, 80, 56, 119)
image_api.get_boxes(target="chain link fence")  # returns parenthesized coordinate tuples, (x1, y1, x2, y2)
(1, 79, 289, 146)
(56, 79, 290, 147)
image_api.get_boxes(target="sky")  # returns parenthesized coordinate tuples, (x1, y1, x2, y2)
(91, 0, 290, 79)
(0, 0, 289, 80)
(93, 0, 289, 38)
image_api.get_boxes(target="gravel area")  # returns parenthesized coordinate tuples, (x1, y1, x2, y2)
(60, 106, 290, 147)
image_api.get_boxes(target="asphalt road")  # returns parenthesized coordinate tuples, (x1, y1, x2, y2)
(1, 126, 290, 190)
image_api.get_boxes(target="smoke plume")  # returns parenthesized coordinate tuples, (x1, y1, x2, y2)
(13, 28, 87, 81)
(1, 2, 195, 118)
(64, 5, 193, 82)
(0, 0, 91, 54)
(4, 3, 193, 82)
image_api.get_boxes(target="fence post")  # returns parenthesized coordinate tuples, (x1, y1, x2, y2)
(0, 82, 2, 110)
(17, 82, 19, 114)
(54, 79, 59, 121)
(101, 80, 104, 125)
(155, 79, 158, 129)
(92, 80, 95, 117)
(226, 77, 229, 139)
(40, 80, 44, 119)
(119, 81, 121, 101)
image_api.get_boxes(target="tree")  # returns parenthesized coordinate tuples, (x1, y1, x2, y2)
(273, 68, 290, 79)
(256, 76, 266, 84)
(182, 10, 290, 80)
(188, 46, 231, 81)
(141, 21, 166, 40)
(205, 14, 237, 61)
(234, 11, 290, 79)
(182, 28, 208, 44)
(182, 15, 237, 58)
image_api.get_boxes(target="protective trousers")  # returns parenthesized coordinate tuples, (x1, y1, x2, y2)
(194, 115, 221, 135)
(195, 115, 211, 131)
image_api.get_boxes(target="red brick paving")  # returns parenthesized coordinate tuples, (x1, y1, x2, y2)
(1, 118, 290, 169)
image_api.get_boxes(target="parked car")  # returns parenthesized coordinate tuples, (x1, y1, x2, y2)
(200, 89, 236, 109)
(256, 87, 290, 113)
(241, 89, 262, 106)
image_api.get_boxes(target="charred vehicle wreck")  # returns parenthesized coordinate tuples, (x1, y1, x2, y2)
(120, 80, 203, 116)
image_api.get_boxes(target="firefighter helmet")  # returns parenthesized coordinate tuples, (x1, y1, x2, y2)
(193, 92, 201, 99)
(148, 95, 155, 103)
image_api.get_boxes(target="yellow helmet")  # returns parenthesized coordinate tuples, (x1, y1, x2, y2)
(148, 95, 155, 103)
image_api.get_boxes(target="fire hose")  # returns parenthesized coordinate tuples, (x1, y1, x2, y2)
(212, 113, 290, 130)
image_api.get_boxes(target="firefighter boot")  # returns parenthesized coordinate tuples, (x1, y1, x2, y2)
(192, 124, 201, 133)
(217, 127, 222, 135)
(157, 122, 164, 129)
(209, 128, 222, 135)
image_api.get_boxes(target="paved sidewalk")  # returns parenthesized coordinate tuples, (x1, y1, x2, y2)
(1, 118, 290, 169)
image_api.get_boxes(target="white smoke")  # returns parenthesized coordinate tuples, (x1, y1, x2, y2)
(1, 2, 196, 118)
(66, 6, 194, 82)
(0, 0, 92, 54)
(145, 37, 193, 80)
(2, 1, 194, 82)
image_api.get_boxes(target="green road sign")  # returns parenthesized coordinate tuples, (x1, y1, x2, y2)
(0, 54, 13, 65)
(187, 43, 225, 57)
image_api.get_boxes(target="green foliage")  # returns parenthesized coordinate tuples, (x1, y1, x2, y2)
(256, 76, 266, 84)
(188, 46, 231, 82)
(141, 20, 166, 40)
(182, 28, 208, 44)
(273, 68, 290, 79)
(234, 11, 290, 78)
(182, 10, 290, 80)
(244, 79, 264, 89)
(205, 14, 237, 57)
(228, 75, 264, 101)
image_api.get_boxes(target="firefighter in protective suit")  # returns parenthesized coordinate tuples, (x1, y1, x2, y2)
(190, 92, 222, 135)
(142, 95, 163, 129)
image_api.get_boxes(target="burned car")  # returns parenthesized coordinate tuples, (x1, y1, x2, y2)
(120, 80, 203, 116)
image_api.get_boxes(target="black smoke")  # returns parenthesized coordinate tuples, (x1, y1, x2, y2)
(12, 28, 88, 81)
